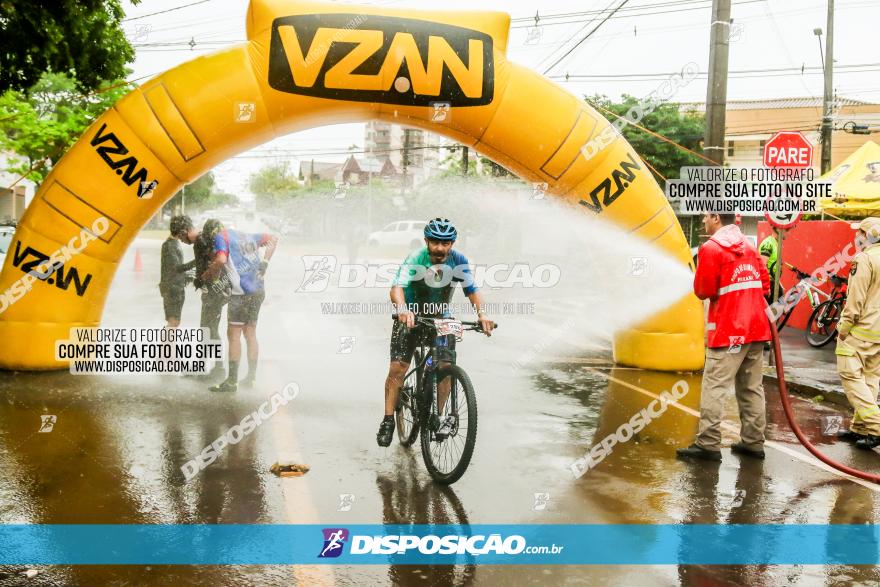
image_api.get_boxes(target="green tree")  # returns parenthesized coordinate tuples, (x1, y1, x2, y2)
(0, 0, 138, 93)
(165, 172, 238, 214)
(0, 72, 130, 184)
(248, 162, 301, 206)
(587, 94, 705, 182)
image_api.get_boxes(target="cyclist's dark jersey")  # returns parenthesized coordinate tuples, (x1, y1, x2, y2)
(392, 248, 477, 317)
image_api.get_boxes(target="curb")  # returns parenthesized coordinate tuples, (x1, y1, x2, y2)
(763, 372, 850, 408)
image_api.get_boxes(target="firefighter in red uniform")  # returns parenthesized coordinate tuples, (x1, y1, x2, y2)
(677, 213, 772, 461)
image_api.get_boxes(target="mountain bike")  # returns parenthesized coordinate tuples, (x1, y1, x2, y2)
(805, 273, 848, 347)
(393, 315, 495, 485)
(774, 263, 837, 331)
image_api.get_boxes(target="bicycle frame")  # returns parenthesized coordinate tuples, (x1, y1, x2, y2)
(794, 278, 831, 309)
(401, 324, 459, 434)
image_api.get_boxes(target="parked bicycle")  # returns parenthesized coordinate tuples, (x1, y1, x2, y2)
(773, 262, 847, 347)
(393, 315, 495, 485)
(805, 273, 848, 347)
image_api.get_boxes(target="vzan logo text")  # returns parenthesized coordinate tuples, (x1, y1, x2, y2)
(91, 124, 159, 198)
(578, 154, 642, 213)
(268, 14, 494, 106)
(11, 241, 93, 297)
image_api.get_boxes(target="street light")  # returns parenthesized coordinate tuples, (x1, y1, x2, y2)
(813, 28, 824, 73)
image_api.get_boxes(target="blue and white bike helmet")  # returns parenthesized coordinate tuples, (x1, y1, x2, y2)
(424, 218, 457, 241)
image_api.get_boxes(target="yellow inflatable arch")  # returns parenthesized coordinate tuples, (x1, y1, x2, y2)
(0, 0, 704, 371)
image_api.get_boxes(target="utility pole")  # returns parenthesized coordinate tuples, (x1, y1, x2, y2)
(820, 0, 835, 174)
(703, 0, 731, 166)
(461, 146, 469, 176)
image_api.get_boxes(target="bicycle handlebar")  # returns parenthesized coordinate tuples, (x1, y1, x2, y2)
(391, 314, 498, 332)
(784, 261, 847, 285)
(784, 262, 811, 280)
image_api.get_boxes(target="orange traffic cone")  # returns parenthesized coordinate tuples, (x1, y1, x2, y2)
(134, 248, 143, 272)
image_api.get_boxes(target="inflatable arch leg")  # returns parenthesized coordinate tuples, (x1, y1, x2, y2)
(0, 0, 704, 371)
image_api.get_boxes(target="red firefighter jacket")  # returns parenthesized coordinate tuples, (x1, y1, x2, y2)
(694, 224, 772, 348)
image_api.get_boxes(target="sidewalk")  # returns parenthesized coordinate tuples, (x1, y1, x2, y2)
(763, 328, 847, 406)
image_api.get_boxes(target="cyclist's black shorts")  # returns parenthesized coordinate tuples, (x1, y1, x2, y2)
(228, 291, 265, 325)
(389, 320, 456, 364)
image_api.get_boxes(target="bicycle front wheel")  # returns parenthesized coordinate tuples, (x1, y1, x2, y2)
(420, 365, 478, 485)
(806, 299, 843, 348)
(396, 349, 422, 447)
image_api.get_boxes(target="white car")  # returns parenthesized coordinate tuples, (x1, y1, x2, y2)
(368, 220, 427, 251)
(0, 225, 14, 267)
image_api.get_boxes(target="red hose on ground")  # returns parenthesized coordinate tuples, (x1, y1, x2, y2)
(769, 318, 880, 484)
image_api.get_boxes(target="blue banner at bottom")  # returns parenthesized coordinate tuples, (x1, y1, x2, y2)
(1, 524, 878, 565)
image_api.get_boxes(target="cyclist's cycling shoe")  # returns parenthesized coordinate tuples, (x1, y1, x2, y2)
(434, 416, 457, 441)
(377, 418, 395, 447)
(210, 379, 237, 393)
(855, 435, 880, 450)
(240, 376, 256, 389)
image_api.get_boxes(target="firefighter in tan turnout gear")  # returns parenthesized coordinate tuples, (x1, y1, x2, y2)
(837, 217, 880, 450)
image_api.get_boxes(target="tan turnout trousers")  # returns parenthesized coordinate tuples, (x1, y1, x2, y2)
(836, 336, 880, 436)
(696, 342, 767, 452)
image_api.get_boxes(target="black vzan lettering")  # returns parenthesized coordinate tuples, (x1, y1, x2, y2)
(268, 14, 494, 106)
(10, 241, 93, 297)
(91, 124, 159, 198)
(579, 154, 643, 213)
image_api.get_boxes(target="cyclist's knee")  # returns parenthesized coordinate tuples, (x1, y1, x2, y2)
(388, 361, 408, 379)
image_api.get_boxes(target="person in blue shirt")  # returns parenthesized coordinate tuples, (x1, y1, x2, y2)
(203, 227, 278, 392)
(377, 218, 494, 447)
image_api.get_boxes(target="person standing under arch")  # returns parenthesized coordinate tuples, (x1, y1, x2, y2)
(204, 227, 278, 392)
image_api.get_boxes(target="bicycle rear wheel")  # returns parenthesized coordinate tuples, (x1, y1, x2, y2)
(396, 349, 422, 446)
(420, 365, 478, 485)
(806, 298, 843, 348)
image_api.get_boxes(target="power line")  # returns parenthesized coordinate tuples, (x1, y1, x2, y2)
(549, 63, 880, 81)
(542, 0, 633, 75)
(511, 0, 868, 28)
(512, 0, 713, 22)
(123, 0, 215, 22)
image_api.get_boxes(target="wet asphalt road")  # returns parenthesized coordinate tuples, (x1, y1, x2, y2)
(2, 237, 880, 586)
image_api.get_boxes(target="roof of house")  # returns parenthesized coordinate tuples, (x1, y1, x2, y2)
(342, 155, 395, 174)
(680, 96, 877, 112)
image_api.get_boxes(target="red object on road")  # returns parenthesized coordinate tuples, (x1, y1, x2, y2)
(763, 131, 814, 168)
(134, 248, 143, 272)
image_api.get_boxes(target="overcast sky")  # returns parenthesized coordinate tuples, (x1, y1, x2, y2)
(120, 0, 880, 196)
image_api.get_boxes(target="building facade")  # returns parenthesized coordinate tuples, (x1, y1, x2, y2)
(682, 96, 880, 170)
(363, 121, 449, 187)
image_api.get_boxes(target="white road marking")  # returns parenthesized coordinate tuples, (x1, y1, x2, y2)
(586, 367, 880, 494)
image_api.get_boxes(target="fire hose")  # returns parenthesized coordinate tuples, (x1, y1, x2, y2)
(768, 316, 880, 484)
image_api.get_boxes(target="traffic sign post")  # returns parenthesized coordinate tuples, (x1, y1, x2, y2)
(764, 206, 803, 231)
(762, 130, 814, 332)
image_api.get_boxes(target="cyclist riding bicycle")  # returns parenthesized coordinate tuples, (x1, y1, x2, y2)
(377, 218, 495, 447)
